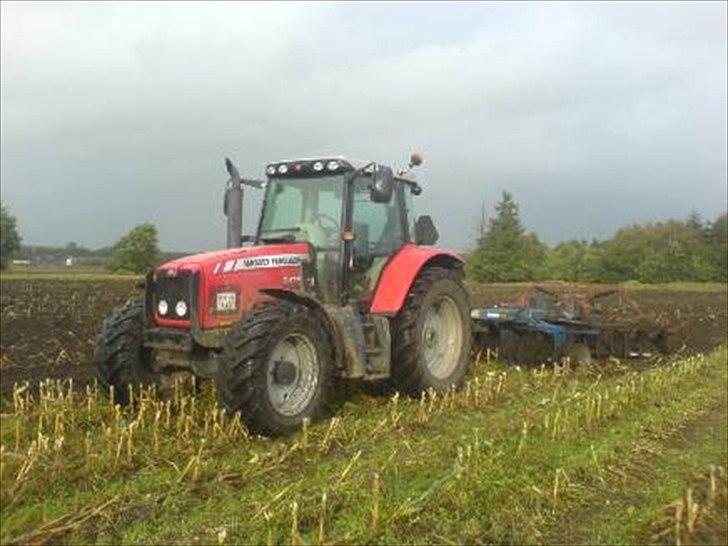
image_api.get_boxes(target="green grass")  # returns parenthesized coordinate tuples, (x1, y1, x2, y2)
(1, 348, 726, 544)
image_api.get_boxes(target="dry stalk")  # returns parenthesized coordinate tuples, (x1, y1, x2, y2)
(674, 500, 684, 546)
(319, 417, 340, 452)
(126, 422, 136, 462)
(427, 389, 437, 416)
(708, 464, 717, 505)
(264, 510, 274, 546)
(301, 418, 310, 449)
(14, 420, 20, 452)
(115, 430, 125, 464)
(390, 392, 401, 426)
(516, 420, 528, 454)
(6, 494, 120, 545)
(227, 413, 246, 439)
(11, 442, 39, 497)
(551, 409, 561, 440)
(590, 444, 600, 472)
(317, 492, 328, 545)
(290, 500, 301, 546)
(552, 468, 562, 514)
(685, 487, 699, 534)
(371, 472, 380, 531)
(417, 390, 427, 422)
(336, 449, 362, 487)
(153, 410, 162, 452)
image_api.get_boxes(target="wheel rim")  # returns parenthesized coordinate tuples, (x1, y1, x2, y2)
(266, 333, 319, 416)
(421, 294, 464, 379)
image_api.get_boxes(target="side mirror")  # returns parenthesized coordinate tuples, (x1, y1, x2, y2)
(370, 165, 394, 203)
(414, 215, 439, 246)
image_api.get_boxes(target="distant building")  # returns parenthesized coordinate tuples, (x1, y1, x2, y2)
(12, 259, 31, 266)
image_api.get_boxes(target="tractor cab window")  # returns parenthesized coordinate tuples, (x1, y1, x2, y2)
(351, 177, 405, 298)
(403, 185, 416, 242)
(260, 183, 303, 231)
(258, 175, 343, 304)
(259, 176, 342, 249)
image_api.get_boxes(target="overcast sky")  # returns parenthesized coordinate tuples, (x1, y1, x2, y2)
(2, 1, 726, 251)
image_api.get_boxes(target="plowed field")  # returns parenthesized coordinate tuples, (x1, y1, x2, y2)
(1, 277, 726, 396)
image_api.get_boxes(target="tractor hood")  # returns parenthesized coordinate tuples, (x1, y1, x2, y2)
(152, 243, 312, 329)
(157, 243, 311, 278)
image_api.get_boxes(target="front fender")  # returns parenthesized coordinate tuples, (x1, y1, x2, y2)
(368, 244, 464, 315)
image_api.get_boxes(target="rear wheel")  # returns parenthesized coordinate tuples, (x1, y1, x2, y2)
(215, 300, 335, 436)
(93, 298, 160, 405)
(391, 267, 472, 394)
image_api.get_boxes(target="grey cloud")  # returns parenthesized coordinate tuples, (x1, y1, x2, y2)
(1, 1, 725, 252)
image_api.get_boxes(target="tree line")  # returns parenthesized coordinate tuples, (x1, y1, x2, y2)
(468, 192, 727, 283)
(1, 202, 165, 273)
(2, 197, 727, 282)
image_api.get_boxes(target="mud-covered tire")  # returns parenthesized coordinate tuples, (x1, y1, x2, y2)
(215, 300, 335, 437)
(391, 266, 472, 394)
(93, 298, 159, 405)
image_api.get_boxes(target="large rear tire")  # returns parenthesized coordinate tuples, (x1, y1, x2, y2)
(215, 300, 335, 436)
(391, 267, 472, 394)
(93, 298, 160, 405)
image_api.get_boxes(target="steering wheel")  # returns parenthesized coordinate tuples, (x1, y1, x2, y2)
(312, 212, 339, 233)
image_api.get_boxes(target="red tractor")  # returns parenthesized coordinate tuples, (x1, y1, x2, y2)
(93, 155, 471, 435)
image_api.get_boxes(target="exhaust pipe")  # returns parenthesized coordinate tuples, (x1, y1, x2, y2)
(224, 158, 243, 249)
(223, 157, 265, 248)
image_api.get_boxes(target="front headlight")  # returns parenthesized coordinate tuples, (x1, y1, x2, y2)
(175, 300, 188, 317)
(157, 299, 169, 316)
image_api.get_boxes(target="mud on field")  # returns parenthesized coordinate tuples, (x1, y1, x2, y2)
(1, 278, 726, 396)
(0, 279, 138, 394)
(467, 282, 728, 352)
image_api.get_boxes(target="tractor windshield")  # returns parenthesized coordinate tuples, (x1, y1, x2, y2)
(259, 174, 344, 303)
(258, 175, 343, 250)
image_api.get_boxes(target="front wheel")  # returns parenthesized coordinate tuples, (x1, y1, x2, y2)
(215, 300, 335, 436)
(391, 267, 472, 394)
(93, 298, 161, 404)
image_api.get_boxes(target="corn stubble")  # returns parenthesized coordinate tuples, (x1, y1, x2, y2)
(0, 348, 726, 545)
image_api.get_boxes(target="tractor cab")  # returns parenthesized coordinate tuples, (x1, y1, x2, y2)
(255, 157, 428, 305)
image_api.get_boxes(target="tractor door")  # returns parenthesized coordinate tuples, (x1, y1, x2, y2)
(258, 176, 344, 304)
(350, 178, 409, 301)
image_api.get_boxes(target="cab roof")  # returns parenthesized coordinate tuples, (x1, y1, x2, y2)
(266, 156, 417, 182)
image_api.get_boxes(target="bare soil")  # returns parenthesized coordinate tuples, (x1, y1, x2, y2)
(467, 282, 727, 352)
(0, 279, 138, 395)
(1, 278, 726, 397)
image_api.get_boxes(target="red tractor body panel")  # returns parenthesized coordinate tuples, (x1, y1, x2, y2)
(154, 243, 311, 329)
(369, 244, 463, 315)
(153, 242, 462, 328)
